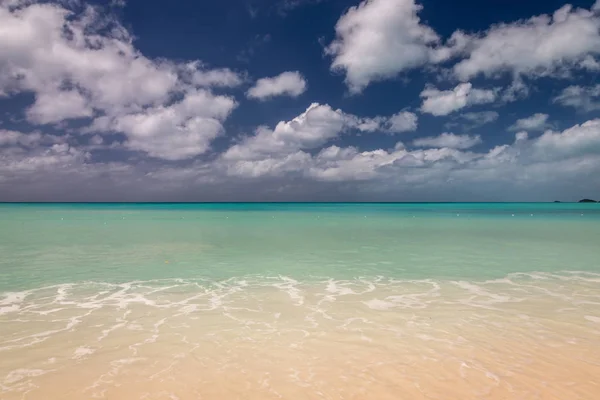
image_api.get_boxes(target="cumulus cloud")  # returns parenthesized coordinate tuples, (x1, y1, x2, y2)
(223, 103, 348, 162)
(3, 117, 600, 201)
(324, 0, 600, 92)
(532, 119, 600, 160)
(214, 103, 600, 197)
(501, 78, 530, 102)
(412, 133, 482, 149)
(420, 83, 497, 116)
(0, 1, 242, 159)
(305, 143, 480, 182)
(325, 0, 447, 93)
(218, 117, 600, 199)
(445, 111, 498, 131)
(553, 85, 600, 112)
(508, 113, 552, 132)
(89, 90, 237, 160)
(221, 103, 417, 169)
(0, 130, 62, 147)
(182, 62, 244, 88)
(0, 3, 175, 113)
(452, 4, 600, 81)
(211, 108, 600, 197)
(2, 0, 600, 201)
(324, 1, 600, 91)
(247, 71, 307, 100)
(387, 111, 418, 133)
(0, 133, 90, 184)
(459, 111, 499, 127)
(26, 88, 93, 125)
(581, 55, 600, 71)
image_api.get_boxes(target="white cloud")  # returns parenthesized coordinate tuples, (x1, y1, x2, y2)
(215, 115, 600, 193)
(0, 3, 178, 114)
(220, 103, 421, 180)
(453, 4, 600, 81)
(3, 119, 600, 201)
(182, 62, 244, 88)
(247, 71, 307, 100)
(0, 129, 66, 148)
(2, 1, 600, 201)
(346, 111, 418, 134)
(0, 1, 242, 160)
(269, 118, 600, 190)
(387, 111, 418, 133)
(92, 90, 236, 160)
(594, 0, 600, 11)
(325, 0, 445, 93)
(501, 78, 530, 102)
(420, 83, 497, 116)
(324, 1, 600, 92)
(90, 135, 104, 146)
(553, 85, 600, 111)
(225, 151, 312, 178)
(26, 88, 93, 124)
(1, 130, 39, 147)
(222, 103, 348, 162)
(508, 113, 551, 132)
(309, 145, 478, 182)
(323, 1, 600, 92)
(459, 111, 499, 127)
(532, 119, 600, 160)
(222, 103, 417, 166)
(0, 140, 89, 177)
(581, 55, 600, 71)
(412, 133, 482, 149)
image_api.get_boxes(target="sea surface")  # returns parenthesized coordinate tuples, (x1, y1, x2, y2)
(1, 203, 599, 399)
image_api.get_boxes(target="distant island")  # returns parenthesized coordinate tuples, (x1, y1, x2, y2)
(552, 199, 597, 203)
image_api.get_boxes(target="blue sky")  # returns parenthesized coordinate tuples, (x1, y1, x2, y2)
(1, 0, 600, 201)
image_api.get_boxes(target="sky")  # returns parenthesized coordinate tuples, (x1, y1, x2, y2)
(1, 0, 600, 201)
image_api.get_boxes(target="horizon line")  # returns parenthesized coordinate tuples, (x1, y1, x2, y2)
(0, 201, 594, 204)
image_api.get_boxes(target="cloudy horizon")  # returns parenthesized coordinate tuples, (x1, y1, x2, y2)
(1, 0, 600, 202)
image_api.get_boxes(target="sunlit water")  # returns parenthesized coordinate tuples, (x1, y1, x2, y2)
(1, 203, 599, 399)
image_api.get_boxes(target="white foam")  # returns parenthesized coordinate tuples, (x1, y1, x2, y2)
(325, 280, 355, 296)
(178, 304, 198, 314)
(386, 295, 427, 309)
(363, 299, 395, 310)
(54, 284, 73, 302)
(454, 281, 513, 304)
(585, 316, 600, 323)
(0, 291, 28, 307)
(98, 322, 126, 341)
(274, 276, 304, 306)
(0, 304, 20, 315)
(73, 346, 96, 359)
(4, 368, 47, 384)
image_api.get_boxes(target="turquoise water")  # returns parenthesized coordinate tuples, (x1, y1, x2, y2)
(1, 203, 599, 291)
(2, 203, 600, 399)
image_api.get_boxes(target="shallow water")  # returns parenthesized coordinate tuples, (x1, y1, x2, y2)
(1, 203, 599, 399)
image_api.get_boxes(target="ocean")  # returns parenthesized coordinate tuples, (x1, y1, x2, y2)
(1, 203, 599, 399)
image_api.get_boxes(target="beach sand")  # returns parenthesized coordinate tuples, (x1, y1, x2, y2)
(2, 275, 599, 399)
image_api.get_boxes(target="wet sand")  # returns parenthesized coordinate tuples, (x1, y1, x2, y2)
(1, 274, 600, 399)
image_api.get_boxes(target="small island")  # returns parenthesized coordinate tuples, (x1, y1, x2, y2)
(578, 199, 598, 203)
